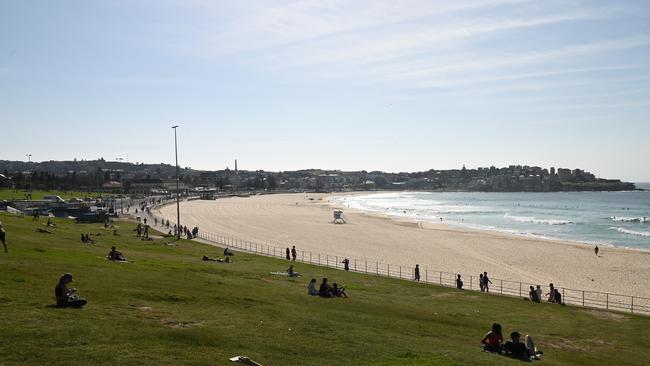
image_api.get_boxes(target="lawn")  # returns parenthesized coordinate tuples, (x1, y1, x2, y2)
(0, 189, 114, 201)
(0, 212, 648, 365)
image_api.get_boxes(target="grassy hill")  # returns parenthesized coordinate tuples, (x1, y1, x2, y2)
(0, 212, 649, 365)
(0, 189, 112, 201)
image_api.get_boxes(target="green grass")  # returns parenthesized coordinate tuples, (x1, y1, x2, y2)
(1, 212, 649, 365)
(0, 189, 114, 200)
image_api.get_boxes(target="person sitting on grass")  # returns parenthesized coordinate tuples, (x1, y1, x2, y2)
(319, 277, 334, 298)
(554, 288, 562, 305)
(503, 331, 528, 360)
(504, 331, 543, 360)
(54, 273, 87, 308)
(224, 247, 234, 256)
(1, 222, 8, 253)
(481, 323, 503, 353)
(287, 265, 300, 277)
(307, 278, 319, 296)
(46, 217, 56, 227)
(332, 283, 347, 298)
(107, 246, 126, 261)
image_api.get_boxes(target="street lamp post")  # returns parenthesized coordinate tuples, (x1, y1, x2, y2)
(26, 154, 32, 199)
(172, 125, 181, 240)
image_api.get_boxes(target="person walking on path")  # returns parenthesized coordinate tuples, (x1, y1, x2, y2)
(483, 272, 492, 292)
(479, 273, 485, 292)
(291, 245, 297, 261)
(0, 222, 7, 253)
(285, 247, 291, 260)
(342, 258, 350, 271)
(414, 264, 420, 282)
(456, 274, 463, 289)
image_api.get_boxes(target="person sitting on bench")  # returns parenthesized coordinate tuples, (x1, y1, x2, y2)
(54, 273, 87, 308)
(107, 246, 126, 261)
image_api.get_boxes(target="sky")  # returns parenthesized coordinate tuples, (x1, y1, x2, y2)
(1, 0, 649, 181)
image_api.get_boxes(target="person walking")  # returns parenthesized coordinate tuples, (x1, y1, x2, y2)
(291, 245, 297, 261)
(285, 247, 291, 260)
(594, 245, 599, 256)
(341, 258, 350, 271)
(414, 264, 420, 282)
(0, 222, 7, 253)
(456, 274, 463, 289)
(479, 273, 485, 292)
(483, 272, 492, 292)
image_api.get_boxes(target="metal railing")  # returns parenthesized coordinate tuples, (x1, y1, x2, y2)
(144, 204, 650, 316)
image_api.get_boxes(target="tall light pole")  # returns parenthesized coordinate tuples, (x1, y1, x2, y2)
(172, 125, 181, 240)
(26, 154, 32, 199)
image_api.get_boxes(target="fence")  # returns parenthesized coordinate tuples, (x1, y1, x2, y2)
(143, 204, 650, 316)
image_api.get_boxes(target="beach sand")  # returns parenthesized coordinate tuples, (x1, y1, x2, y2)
(157, 193, 650, 298)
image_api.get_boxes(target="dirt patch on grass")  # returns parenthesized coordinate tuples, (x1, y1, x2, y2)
(582, 309, 630, 321)
(160, 319, 202, 328)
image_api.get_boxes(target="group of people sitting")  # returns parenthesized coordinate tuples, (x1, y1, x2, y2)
(528, 283, 562, 304)
(80, 233, 95, 244)
(481, 323, 542, 361)
(308, 278, 347, 298)
(107, 246, 127, 261)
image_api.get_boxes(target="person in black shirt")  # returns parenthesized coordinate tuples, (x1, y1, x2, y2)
(54, 273, 87, 308)
(529, 286, 540, 302)
(319, 277, 333, 298)
(0, 222, 7, 253)
(503, 331, 528, 360)
(291, 246, 297, 261)
(285, 247, 290, 260)
(342, 258, 350, 271)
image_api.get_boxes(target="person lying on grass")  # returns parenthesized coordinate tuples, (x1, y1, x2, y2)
(55, 273, 87, 308)
(107, 246, 126, 261)
(202, 255, 230, 263)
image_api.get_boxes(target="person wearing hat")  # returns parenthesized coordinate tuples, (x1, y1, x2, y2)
(54, 273, 87, 308)
(0, 222, 7, 253)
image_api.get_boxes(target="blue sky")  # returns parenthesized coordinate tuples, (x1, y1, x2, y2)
(1, 0, 649, 181)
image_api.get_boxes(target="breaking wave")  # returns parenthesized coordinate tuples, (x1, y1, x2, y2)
(615, 227, 650, 237)
(504, 214, 573, 225)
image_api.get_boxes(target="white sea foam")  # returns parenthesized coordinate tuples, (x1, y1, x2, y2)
(615, 227, 650, 237)
(610, 216, 649, 223)
(504, 214, 573, 225)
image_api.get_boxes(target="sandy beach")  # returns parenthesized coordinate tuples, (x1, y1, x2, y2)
(157, 193, 650, 298)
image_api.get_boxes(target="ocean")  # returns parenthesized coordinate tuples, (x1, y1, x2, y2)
(338, 189, 650, 250)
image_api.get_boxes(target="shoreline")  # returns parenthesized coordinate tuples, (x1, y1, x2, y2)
(157, 192, 650, 298)
(329, 191, 650, 254)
